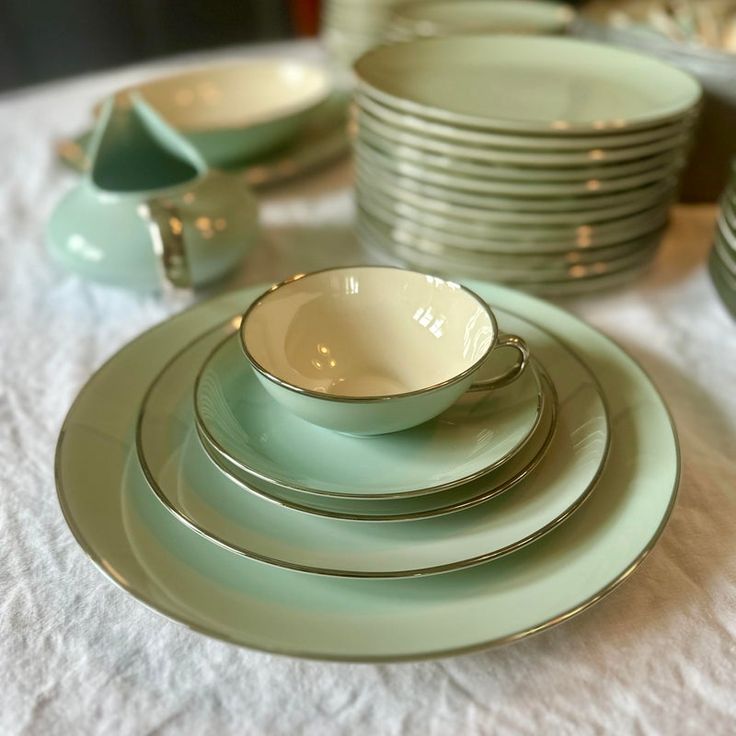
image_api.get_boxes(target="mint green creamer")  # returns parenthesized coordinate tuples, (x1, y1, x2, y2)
(47, 93, 259, 291)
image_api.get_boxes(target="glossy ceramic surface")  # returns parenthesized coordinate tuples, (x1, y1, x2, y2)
(55, 280, 680, 661)
(359, 189, 671, 244)
(356, 110, 691, 167)
(359, 207, 664, 263)
(354, 139, 685, 197)
(355, 91, 693, 152)
(238, 267, 528, 434)
(354, 35, 701, 133)
(140, 316, 606, 577)
(123, 59, 330, 166)
(57, 92, 350, 184)
(386, 0, 574, 38)
(196, 331, 543, 498)
(356, 128, 687, 183)
(355, 168, 676, 225)
(358, 212, 660, 280)
(48, 94, 258, 291)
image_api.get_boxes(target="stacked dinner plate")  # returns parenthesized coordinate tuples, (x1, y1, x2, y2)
(384, 0, 575, 43)
(322, 0, 399, 76)
(710, 163, 736, 318)
(56, 266, 680, 662)
(352, 35, 702, 296)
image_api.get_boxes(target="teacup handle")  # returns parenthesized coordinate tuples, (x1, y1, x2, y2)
(138, 200, 192, 290)
(468, 334, 530, 392)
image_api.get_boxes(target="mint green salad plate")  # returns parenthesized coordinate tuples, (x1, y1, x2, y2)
(55, 281, 680, 661)
(138, 310, 606, 577)
(354, 35, 701, 133)
(194, 333, 544, 499)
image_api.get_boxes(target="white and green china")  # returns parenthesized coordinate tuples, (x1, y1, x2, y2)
(196, 329, 542, 498)
(198, 375, 554, 521)
(355, 151, 679, 212)
(358, 212, 659, 280)
(359, 189, 671, 244)
(355, 91, 693, 152)
(57, 92, 350, 187)
(354, 35, 701, 133)
(385, 0, 574, 40)
(138, 311, 606, 577)
(47, 94, 259, 292)
(354, 139, 685, 197)
(55, 280, 679, 661)
(355, 169, 676, 225)
(238, 267, 529, 435)
(119, 59, 330, 167)
(359, 206, 664, 263)
(357, 128, 688, 183)
(356, 110, 691, 167)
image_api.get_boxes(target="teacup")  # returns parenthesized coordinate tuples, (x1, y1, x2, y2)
(239, 266, 529, 435)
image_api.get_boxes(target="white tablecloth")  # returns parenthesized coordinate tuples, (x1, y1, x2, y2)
(1, 41, 735, 736)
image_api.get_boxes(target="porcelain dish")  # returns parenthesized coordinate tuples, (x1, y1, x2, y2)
(352, 35, 700, 294)
(196, 331, 543, 498)
(57, 92, 350, 187)
(55, 279, 680, 661)
(115, 59, 331, 167)
(238, 267, 529, 434)
(384, 0, 574, 42)
(138, 310, 607, 577)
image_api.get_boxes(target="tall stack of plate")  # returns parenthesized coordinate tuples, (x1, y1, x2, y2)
(322, 0, 399, 77)
(352, 35, 702, 296)
(56, 269, 680, 661)
(710, 164, 736, 318)
(384, 0, 575, 43)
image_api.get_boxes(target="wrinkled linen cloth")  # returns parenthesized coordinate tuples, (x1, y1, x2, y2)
(1, 40, 735, 736)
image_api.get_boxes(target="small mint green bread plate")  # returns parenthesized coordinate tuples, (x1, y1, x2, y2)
(55, 281, 680, 661)
(137, 310, 606, 577)
(196, 355, 557, 521)
(194, 334, 543, 500)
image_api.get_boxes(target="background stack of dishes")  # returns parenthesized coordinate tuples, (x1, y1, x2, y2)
(322, 0, 399, 78)
(383, 0, 575, 43)
(710, 163, 736, 317)
(57, 267, 681, 659)
(352, 35, 702, 296)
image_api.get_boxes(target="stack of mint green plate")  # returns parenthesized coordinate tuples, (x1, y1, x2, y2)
(710, 165, 736, 318)
(384, 0, 575, 43)
(352, 35, 702, 296)
(55, 276, 680, 661)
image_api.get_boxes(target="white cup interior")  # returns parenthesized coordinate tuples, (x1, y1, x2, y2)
(242, 268, 497, 398)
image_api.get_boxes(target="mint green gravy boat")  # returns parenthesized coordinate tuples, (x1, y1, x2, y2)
(47, 93, 259, 291)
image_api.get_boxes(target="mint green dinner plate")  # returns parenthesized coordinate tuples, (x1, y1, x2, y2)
(355, 91, 693, 152)
(56, 281, 680, 661)
(357, 111, 691, 168)
(355, 138, 684, 197)
(357, 127, 687, 184)
(194, 333, 543, 499)
(354, 35, 700, 133)
(354, 168, 676, 226)
(138, 310, 606, 577)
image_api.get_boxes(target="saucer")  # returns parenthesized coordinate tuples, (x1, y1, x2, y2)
(56, 280, 679, 660)
(194, 333, 544, 499)
(137, 309, 607, 577)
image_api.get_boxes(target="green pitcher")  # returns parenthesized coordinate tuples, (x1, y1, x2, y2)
(47, 92, 259, 291)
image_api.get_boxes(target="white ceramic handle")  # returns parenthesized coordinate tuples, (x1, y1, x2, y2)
(467, 334, 530, 392)
(138, 200, 192, 290)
